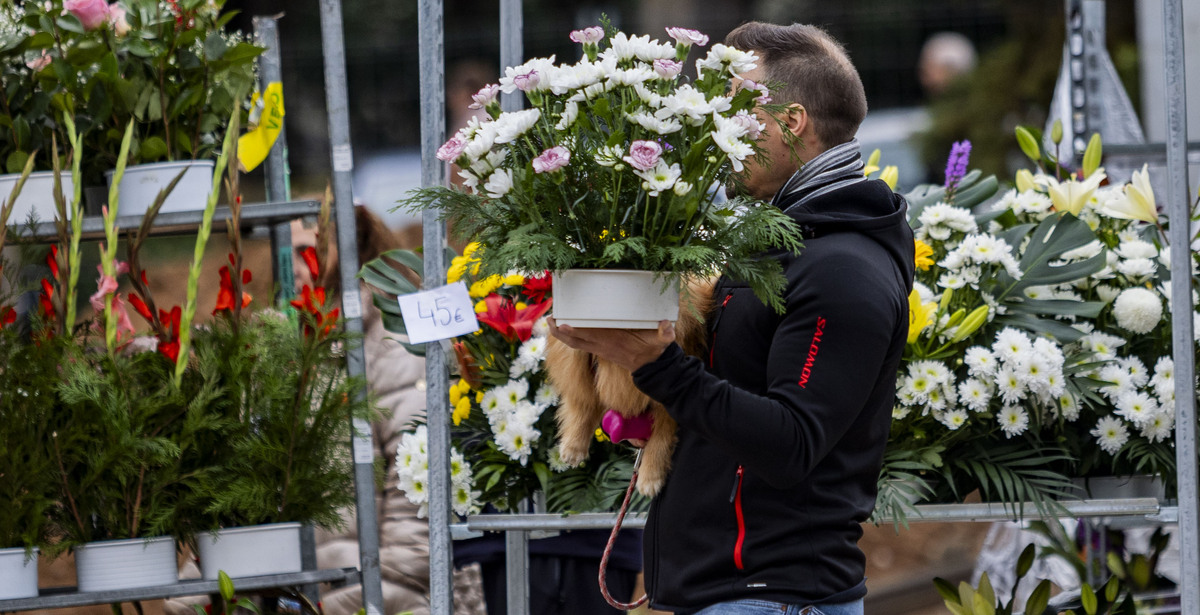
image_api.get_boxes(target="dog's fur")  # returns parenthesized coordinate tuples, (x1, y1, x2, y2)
(548, 278, 716, 496)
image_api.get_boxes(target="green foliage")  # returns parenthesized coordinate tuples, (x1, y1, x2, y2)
(940, 442, 1077, 520)
(0, 329, 67, 551)
(186, 311, 373, 533)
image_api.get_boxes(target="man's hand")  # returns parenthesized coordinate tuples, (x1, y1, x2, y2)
(547, 318, 676, 374)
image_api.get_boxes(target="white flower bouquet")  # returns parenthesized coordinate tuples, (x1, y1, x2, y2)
(405, 23, 803, 312)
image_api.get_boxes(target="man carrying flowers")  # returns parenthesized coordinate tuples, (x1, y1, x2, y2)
(551, 22, 915, 615)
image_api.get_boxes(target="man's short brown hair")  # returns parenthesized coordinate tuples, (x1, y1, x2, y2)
(726, 22, 868, 148)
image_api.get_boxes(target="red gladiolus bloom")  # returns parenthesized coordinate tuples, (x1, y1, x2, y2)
(476, 295, 552, 342)
(290, 285, 340, 338)
(213, 265, 253, 314)
(1, 305, 15, 328)
(522, 271, 553, 303)
(39, 279, 55, 320)
(129, 292, 154, 322)
(299, 246, 320, 279)
(157, 306, 182, 362)
(46, 245, 60, 279)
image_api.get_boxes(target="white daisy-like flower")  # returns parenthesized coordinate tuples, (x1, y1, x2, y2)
(892, 406, 913, 420)
(1098, 364, 1135, 399)
(939, 409, 970, 430)
(1081, 332, 1126, 360)
(1057, 393, 1081, 421)
(711, 125, 754, 171)
(937, 271, 968, 290)
(1115, 258, 1157, 281)
(1151, 356, 1174, 398)
(1060, 239, 1105, 261)
(1140, 411, 1175, 443)
(636, 160, 684, 196)
(535, 383, 559, 406)
(695, 43, 757, 75)
(532, 317, 551, 338)
(555, 101, 580, 130)
(1120, 356, 1150, 388)
(1091, 416, 1130, 455)
(958, 378, 992, 412)
(483, 169, 514, 199)
(452, 484, 480, 517)
(913, 281, 937, 304)
(493, 108, 542, 144)
(1115, 239, 1159, 260)
(964, 346, 997, 377)
(998, 406, 1030, 438)
(1115, 390, 1159, 427)
(902, 372, 932, 404)
(628, 111, 683, 135)
(1112, 287, 1163, 334)
(1014, 191, 1053, 217)
(995, 365, 1026, 405)
(992, 328, 1033, 364)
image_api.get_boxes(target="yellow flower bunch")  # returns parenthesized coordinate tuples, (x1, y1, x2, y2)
(447, 242, 483, 284)
(914, 239, 934, 271)
(448, 378, 473, 425)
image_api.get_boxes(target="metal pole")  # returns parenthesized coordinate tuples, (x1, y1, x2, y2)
(316, 3, 385, 615)
(505, 531, 530, 615)
(253, 15, 295, 305)
(417, 0, 454, 613)
(499, 0, 523, 113)
(1162, 0, 1198, 612)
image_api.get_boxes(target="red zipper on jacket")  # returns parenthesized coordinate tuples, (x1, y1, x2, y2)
(729, 465, 746, 570)
(710, 291, 734, 366)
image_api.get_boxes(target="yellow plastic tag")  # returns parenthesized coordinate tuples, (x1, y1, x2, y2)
(237, 82, 285, 172)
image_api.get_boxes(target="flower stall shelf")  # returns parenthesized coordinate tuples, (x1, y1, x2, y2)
(407, 24, 803, 328)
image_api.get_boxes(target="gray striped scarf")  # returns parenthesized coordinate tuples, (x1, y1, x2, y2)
(770, 138, 867, 212)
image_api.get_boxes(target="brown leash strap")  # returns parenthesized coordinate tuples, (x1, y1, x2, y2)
(599, 449, 649, 611)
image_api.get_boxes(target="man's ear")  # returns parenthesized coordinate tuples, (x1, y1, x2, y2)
(784, 104, 808, 140)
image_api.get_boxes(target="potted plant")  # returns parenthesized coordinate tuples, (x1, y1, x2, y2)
(0, 5, 74, 224)
(405, 23, 803, 327)
(12, 0, 261, 214)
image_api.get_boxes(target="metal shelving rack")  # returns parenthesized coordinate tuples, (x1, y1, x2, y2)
(410, 1, 1198, 614)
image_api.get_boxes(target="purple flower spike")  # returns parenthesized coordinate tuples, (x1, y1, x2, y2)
(944, 140, 972, 192)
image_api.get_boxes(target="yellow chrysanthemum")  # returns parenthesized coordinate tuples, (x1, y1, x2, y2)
(474, 300, 488, 314)
(458, 379, 472, 394)
(452, 396, 472, 426)
(914, 240, 935, 271)
(503, 273, 525, 286)
(907, 289, 937, 344)
(449, 383, 462, 405)
(515, 302, 528, 310)
(476, 391, 485, 403)
(469, 275, 503, 298)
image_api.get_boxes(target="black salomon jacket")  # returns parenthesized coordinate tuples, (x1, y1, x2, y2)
(631, 178, 915, 611)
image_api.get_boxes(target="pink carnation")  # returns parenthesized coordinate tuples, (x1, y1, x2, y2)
(436, 134, 468, 162)
(107, 4, 130, 36)
(665, 27, 709, 47)
(569, 26, 605, 44)
(468, 84, 500, 110)
(623, 140, 663, 171)
(731, 111, 764, 140)
(513, 70, 540, 92)
(532, 146, 570, 173)
(741, 79, 772, 104)
(65, 0, 110, 31)
(653, 59, 683, 79)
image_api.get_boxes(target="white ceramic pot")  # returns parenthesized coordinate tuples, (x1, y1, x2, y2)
(552, 269, 679, 329)
(0, 547, 39, 600)
(0, 171, 74, 225)
(1071, 475, 1166, 500)
(196, 522, 303, 579)
(74, 536, 177, 592)
(104, 160, 214, 216)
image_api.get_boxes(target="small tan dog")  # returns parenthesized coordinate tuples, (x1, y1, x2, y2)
(547, 278, 716, 496)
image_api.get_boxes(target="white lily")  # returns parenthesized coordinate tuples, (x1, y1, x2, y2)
(1101, 164, 1158, 223)
(1038, 168, 1106, 216)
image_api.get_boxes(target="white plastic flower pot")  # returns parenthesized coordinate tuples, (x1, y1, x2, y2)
(0, 547, 39, 600)
(0, 171, 74, 225)
(196, 522, 303, 579)
(74, 536, 178, 592)
(552, 269, 679, 329)
(104, 160, 214, 216)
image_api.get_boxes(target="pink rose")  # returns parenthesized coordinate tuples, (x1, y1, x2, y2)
(65, 0, 111, 31)
(623, 140, 663, 171)
(468, 84, 500, 110)
(532, 146, 570, 173)
(569, 26, 605, 45)
(512, 70, 540, 92)
(665, 27, 709, 47)
(653, 59, 683, 79)
(436, 134, 468, 162)
(107, 4, 130, 36)
(27, 51, 52, 72)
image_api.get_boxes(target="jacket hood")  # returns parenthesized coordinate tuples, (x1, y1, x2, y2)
(778, 178, 915, 293)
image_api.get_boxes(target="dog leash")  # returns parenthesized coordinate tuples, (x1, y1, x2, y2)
(599, 448, 649, 611)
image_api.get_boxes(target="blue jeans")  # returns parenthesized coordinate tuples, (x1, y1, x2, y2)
(683, 598, 864, 615)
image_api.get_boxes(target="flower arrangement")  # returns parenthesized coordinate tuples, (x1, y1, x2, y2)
(390, 243, 642, 516)
(1, 0, 261, 183)
(405, 23, 803, 312)
(875, 130, 1200, 522)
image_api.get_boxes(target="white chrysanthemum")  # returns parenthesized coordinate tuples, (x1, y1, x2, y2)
(595, 145, 624, 167)
(495, 421, 539, 465)
(895, 386, 918, 407)
(1115, 239, 1158, 260)
(959, 378, 992, 412)
(636, 160, 683, 196)
(992, 328, 1033, 364)
(1112, 287, 1163, 334)
(998, 406, 1030, 438)
(912, 360, 952, 385)
(1115, 258, 1157, 281)
(925, 384, 953, 412)
(695, 43, 757, 75)
(1115, 390, 1158, 427)
(1140, 411, 1175, 443)
(1120, 356, 1150, 389)
(913, 281, 937, 304)
(603, 32, 674, 63)
(452, 483, 480, 517)
(607, 65, 657, 86)
(995, 365, 1026, 405)
(1151, 356, 1174, 399)
(658, 84, 726, 124)
(1057, 393, 1081, 421)
(1059, 239, 1105, 261)
(1091, 416, 1130, 455)
(711, 128, 754, 172)
(493, 108, 542, 144)
(628, 111, 683, 135)
(900, 372, 931, 404)
(937, 271, 969, 290)
(1097, 364, 1134, 400)
(532, 317, 551, 338)
(892, 406, 913, 420)
(939, 409, 970, 430)
(535, 383, 559, 406)
(449, 447, 471, 486)
(548, 445, 579, 472)
(483, 169, 514, 199)
(498, 56, 558, 93)
(964, 346, 997, 377)
(1013, 191, 1053, 217)
(555, 101, 580, 130)
(1015, 352, 1054, 393)
(1080, 331, 1125, 361)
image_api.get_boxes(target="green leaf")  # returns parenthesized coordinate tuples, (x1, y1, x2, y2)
(1000, 214, 1105, 299)
(1081, 582, 1097, 615)
(97, 52, 119, 83)
(1015, 126, 1042, 163)
(140, 136, 169, 162)
(218, 570, 235, 601)
(972, 592, 995, 615)
(933, 577, 961, 604)
(1103, 575, 1119, 602)
(1024, 579, 1052, 615)
(204, 32, 228, 61)
(1081, 133, 1102, 179)
(55, 15, 85, 33)
(977, 572, 997, 612)
(5, 150, 30, 175)
(958, 581, 976, 615)
(1016, 543, 1036, 579)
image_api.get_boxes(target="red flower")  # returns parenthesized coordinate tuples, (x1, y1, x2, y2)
(0, 305, 15, 328)
(522, 271, 553, 303)
(157, 306, 182, 362)
(46, 245, 59, 279)
(213, 264, 253, 315)
(299, 246, 321, 279)
(476, 295, 552, 342)
(290, 285, 340, 338)
(129, 292, 154, 322)
(39, 279, 55, 321)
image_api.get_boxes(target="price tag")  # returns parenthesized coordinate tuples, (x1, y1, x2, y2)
(332, 144, 354, 172)
(352, 418, 374, 464)
(397, 282, 479, 344)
